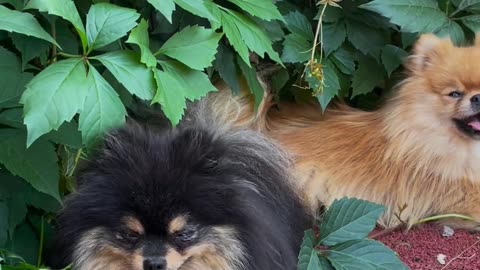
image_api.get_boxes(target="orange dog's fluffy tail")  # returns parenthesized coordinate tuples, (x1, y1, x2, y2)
(209, 77, 273, 131)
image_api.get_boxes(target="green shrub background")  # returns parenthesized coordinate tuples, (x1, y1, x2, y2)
(0, 0, 479, 268)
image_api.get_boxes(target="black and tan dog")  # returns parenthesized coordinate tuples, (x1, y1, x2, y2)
(48, 102, 310, 270)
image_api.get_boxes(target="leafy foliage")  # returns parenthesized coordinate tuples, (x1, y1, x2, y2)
(297, 198, 408, 270)
(0, 0, 477, 269)
(297, 0, 480, 110)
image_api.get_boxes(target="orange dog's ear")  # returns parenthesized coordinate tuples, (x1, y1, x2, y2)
(408, 34, 452, 72)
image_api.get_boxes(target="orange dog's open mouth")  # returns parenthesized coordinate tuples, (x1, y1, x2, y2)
(454, 113, 480, 138)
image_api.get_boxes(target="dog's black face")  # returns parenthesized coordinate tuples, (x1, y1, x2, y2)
(48, 123, 309, 270)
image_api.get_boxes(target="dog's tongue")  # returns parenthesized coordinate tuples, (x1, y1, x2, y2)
(468, 119, 480, 131)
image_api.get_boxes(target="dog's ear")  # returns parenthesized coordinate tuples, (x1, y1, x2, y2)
(408, 34, 453, 72)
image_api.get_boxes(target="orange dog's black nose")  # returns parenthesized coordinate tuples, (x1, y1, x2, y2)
(143, 257, 166, 270)
(471, 94, 480, 111)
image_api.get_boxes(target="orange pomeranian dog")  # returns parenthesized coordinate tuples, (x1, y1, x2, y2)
(211, 34, 480, 229)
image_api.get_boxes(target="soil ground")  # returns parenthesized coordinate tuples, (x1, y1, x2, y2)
(374, 224, 480, 270)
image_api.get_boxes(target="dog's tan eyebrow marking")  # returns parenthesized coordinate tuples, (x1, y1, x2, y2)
(168, 215, 188, 234)
(123, 216, 144, 234)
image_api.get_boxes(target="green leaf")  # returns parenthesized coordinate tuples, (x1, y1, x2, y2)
(226, 0, 284, 22)
(86, 3, 140, 51)
(152, 69, 187, 126)
(319, 256, 334, 270)
(237, 55, 264, 111)
(4, 196, 27, 239)
(381, 45, 407, 77)
(327, 240, 408, 270)
(0, 248, 28, 266)
(203, 0, 222, 30)
(10, 33, 50, 70)
(310, 59, 340, 111)
(319, 198, 384, 246)
(347, 10, 393, 30)
(221, 8, 282, 66)
(361, 0, 449, 33)
(346, 19, 385, 59)
(322, 21, 346, 57)
(282, 33, 311, 63)
(25, 0, 86, 50)
(460, 15, 480, 32)
(20, 58, 88, 146)
(4, 223, 39, 265)
(102, 69, 134, 108)
(0, 202, 7, 246)
(351, 56, 385, 98)
(0, 0, 25, 10)
(315, 4, 343, 23)
(331, 48, 355, 75)
(297, 229, 320, 270)
(56, 20, 81, 54)
(271, 69, 289, 93)
(453, 0, 480, 14)
(94, 50, 155, 100)
(156, 25, 222, 70)
(214, 44, 241, 95)
(25, 188, 60, 213)
(0, 46, 19, 72)
(252, 17, 285, 42)
(46, 120, 82, 148)
(79, 64, 127, 144)
(152, 60, 216, 125)
(126, 19, 157, 68)
(0, 71, 32, 109)
(0, 129, 60, 201)
(147, 0, 175, 23)
(0, 47, 33, 109)
(284, 10, 313, 40)
(173, 0, 217, 22)
(0, 108, 23, 128)
(436, 20, 465, 46)
(0, 5, 59, 47)
(337, 71, 351, 98)
(159, 61, 216, 102)
(401, 32, 418, 48)
(0, 171, 60, 213)
(306, 253, 322, 270)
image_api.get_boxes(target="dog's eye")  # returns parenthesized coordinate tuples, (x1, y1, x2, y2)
(121, 230, 140, 242)
(175, 230, 196, 243)
(448, 91, 463, 98)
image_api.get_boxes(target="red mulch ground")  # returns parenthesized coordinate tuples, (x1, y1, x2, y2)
(372, 224, 480, 270)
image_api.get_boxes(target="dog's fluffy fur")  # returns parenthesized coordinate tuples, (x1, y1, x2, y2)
(213, 34, 480, 229)
(48, 102, 309, 270)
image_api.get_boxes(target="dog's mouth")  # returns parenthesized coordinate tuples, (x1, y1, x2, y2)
(453, 113, 480, 139)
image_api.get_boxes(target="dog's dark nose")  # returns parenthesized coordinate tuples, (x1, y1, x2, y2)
(143, 257, 166, 270)
(472, 94, 480, 111)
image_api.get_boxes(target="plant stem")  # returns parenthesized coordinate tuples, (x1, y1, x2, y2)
(70, 148, 83, 177)
(369, 227, 399, 239)
(440, 238, 480, 270)
(36, 216, 45, 268)
(57, 52, 82, 58)
(415, 213, 474, 225)
(319, 5, 327, 63)
(445, 0, 451, 15)
(310, 4, 328, 65)
(51, 22, 57, 63)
